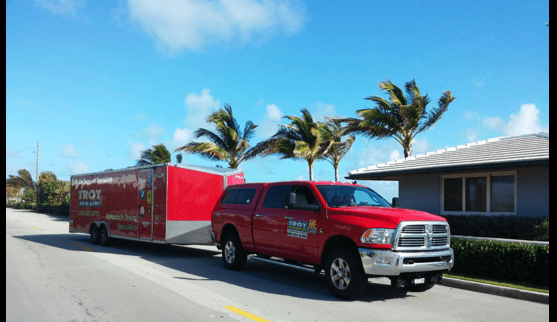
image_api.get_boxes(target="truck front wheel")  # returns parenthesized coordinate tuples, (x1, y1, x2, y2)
(222, 233, 247, 270)
(325, 247, 368, 300)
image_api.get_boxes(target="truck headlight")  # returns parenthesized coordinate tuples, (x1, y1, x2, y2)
(361, 228, 395, 245)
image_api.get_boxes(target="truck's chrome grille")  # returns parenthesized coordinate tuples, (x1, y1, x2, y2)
(433, 225, 447, 234)
(398, 237, 425, 247)
(401, 225, 425, 233)
(393, 221, 451, 251)
(432, 236, 448, 246)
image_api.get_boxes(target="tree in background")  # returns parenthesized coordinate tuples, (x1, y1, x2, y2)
(341, 79, 455, 158)
(137, 144, 172, 165)
(38, 171, 70, 205)
(6, 169, 35, 190)
(319, 120, 355, 182)
(260, 109, 331, 181)
(176, 153, 183, 164)
(175, 104, 264, 169)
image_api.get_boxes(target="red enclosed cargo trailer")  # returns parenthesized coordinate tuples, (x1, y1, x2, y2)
(69, 163, 244, 245)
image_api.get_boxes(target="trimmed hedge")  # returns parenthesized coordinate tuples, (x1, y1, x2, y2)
(451, 238, 549, 287)
(443, 215, 548, 240)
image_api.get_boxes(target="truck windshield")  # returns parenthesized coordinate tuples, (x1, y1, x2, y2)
(316, 185, 391, 208)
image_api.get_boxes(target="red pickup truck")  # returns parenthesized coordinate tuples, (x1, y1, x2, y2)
(212, 181, 454, 300)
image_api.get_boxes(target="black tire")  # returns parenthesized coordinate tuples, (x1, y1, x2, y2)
(90, 225, 100, 245)
(406, 283, 435, 292)
(325, 247, 368, 300)
(222, 233, 247, 270)
(99, 225, 110, 247)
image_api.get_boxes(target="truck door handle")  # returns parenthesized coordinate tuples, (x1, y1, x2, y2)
(284, 216, 293, 219)
(255, 214, 263, 217)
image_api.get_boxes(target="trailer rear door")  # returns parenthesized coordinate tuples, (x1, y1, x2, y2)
(138, 169, 154, 239)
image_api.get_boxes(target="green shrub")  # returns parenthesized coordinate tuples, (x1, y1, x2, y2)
(534, 220, 549, 241)
(451, 238, 549, 287)
(443, 215, 548, 240)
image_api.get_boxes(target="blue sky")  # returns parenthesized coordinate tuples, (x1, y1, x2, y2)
(6, 0, 549, 202)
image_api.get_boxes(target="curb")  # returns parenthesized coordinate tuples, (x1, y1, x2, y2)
(441, 277, 549, 305)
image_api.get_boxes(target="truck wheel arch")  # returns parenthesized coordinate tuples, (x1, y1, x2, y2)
(220, 224, 239, 245)
(321, 235, 359, 266)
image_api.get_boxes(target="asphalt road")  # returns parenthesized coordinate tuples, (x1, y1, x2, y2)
(6, 208, 549, 322)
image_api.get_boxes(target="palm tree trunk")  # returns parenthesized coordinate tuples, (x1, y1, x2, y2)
(308, 160, 314, 181)
(403, 140, 412, 158)
(334, 163, 339, 182)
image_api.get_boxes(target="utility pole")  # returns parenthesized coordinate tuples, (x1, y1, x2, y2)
(36, 142, 40, 211)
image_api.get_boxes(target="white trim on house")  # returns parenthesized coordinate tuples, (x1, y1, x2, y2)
(440, 170, 517, 216)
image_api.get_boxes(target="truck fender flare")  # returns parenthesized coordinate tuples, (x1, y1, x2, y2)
(321, 235, 358, 266)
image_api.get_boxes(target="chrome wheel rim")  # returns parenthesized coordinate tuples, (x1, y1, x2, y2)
(330, 258, 351, 290)
(224, 241, 236, 264)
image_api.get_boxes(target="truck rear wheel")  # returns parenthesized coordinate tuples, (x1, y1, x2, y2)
(99, 225, 110, 247)
(325, 247, 368, 300)
(90, 225, 100, 245)
(222, 233, 247, 270)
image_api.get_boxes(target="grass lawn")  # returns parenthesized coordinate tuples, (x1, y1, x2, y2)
(445, 272, 549, 294)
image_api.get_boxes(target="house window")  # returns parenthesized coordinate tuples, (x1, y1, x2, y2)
(443, 178, 463, 211)
(491, 175, 515, 212)
(441, 171, 516, 215)
(465, 177, 487, 212)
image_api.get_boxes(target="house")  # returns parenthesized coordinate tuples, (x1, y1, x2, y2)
(346, 132, 549, 217)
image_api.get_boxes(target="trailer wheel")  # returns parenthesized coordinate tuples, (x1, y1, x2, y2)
(406, 283, 435, 292)
(90, 225, 100, 245)
(99, 225, 110, 247)
(325, 247, 368, 300)
(222, 233, 246, 270)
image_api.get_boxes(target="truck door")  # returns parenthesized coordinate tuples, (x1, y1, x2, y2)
(279, 184, 323, 263)
(252, 184, 293, 255)
(138, 169, 154, 240)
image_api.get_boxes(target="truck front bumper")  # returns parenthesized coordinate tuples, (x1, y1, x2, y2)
(358, 248, 454, 276)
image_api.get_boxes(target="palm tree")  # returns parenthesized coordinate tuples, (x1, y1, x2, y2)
(260, 109, 331, 181)
(175, 104, 263, 169)
(137, 144, 171, 165)
(319, 121, 355, 182)
(6, 169, 35, 190)
(341, 79, 455, 158)
(176, 154, 183, 164)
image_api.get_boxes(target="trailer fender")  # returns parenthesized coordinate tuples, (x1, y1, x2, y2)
(91, 221, 110, 237)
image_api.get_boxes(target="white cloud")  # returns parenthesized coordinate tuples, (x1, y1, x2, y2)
(463, 111, 478, 120)
(66, 161, 88, 174)
(126, 0, 306, 51)
(483, 104, 548, 136)
(59, 144, 79, 159)
(172, 127, 195, 147)
(136, 124, 167, 145)
(185, 89, 221, 126)
(126, 140, 146, 160)
(411, 137, 434, 155)
(257, 103, 283, 137)
(132, 113, 147, 121)
(311, 102, 337, 121)
(35, 0, 85, 15)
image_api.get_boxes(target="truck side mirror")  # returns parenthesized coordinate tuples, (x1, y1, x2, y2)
(289, 193, 296, 207)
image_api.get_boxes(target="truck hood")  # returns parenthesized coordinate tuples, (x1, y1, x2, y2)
(329, 206, 446, 230)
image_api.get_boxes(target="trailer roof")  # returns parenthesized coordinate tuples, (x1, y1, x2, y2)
(70, 163, 243, 178)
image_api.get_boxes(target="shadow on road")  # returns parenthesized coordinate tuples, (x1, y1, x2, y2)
(13, 232, 411, 302)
